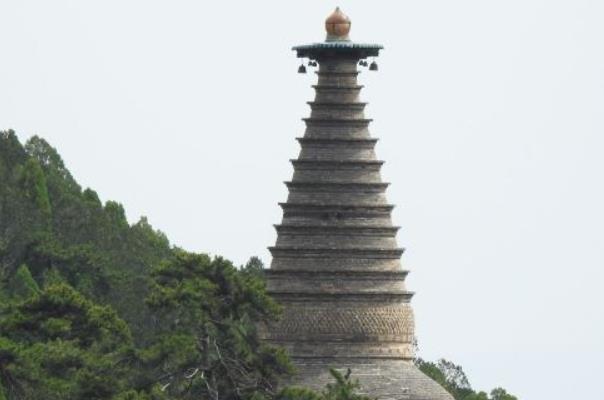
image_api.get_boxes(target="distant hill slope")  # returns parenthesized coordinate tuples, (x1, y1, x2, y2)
(0, 129, 172, 342)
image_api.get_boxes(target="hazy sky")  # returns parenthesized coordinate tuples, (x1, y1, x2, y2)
(1, 1, 603, 398)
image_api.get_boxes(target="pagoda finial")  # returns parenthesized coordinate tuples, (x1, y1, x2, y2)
(325, 7, 351, 41)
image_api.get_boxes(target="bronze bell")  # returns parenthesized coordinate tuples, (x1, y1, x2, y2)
(369, 61, 378, 71)
(298, 64, 307, 74)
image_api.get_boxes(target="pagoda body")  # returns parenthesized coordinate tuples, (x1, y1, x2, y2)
(264, 9, 453, 400)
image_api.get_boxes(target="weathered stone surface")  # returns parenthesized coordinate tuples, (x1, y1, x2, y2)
(264, 30, 453, 400)
(286, 359, 453, 400)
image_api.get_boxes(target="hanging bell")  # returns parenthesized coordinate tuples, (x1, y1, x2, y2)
(298, 64, 307, 74)
(369, 61, 378, 71)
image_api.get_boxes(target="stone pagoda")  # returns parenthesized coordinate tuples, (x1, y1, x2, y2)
(264, 8, 453, 400)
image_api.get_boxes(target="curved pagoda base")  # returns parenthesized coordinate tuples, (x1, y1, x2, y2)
(286, 358, 453, 400)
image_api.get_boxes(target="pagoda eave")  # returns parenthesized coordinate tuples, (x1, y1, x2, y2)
(303, 117, 373, 124)
(293, 42, 383, 60)
(312, 84, 364, 90)
(307, 101, 368, 106)
(274, 224, 400, 235)
(265, 269, 410, 279)
(296, 137, 378, 144)
(268, 247, 405, 258)
(268, 291, 414, 302)
(278, 203, 396, 218)
(290, 160, 385, 172)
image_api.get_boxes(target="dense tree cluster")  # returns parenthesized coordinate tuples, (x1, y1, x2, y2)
(0, 130, 517, 399)
(0, 130, 172, 343)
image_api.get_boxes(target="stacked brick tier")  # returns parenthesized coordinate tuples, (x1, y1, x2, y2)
(265, 44, 453, 400)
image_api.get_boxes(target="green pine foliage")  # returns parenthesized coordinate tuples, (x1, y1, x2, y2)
(0, 283, 134, 399)
(5, 264, 40, 300)
(19, 158, 52, 223)
(0, 131, 172, 343)
(139, 250, 292, 399)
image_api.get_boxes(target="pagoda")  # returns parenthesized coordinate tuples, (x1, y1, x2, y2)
(264, 8, 453, 400)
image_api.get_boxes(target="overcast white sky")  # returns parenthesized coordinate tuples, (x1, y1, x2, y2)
(1, 1, 603, 398)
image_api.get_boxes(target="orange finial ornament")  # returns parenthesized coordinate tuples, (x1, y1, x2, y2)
(325, 7, 351, 41)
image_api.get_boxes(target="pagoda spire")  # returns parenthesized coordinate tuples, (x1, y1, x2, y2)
(263, 9, 453, 400)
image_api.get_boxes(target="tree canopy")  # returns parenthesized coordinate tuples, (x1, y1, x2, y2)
(0, 282, 133, 399)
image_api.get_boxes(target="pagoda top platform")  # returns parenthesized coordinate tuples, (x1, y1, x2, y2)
(293, 41, 383, 59)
